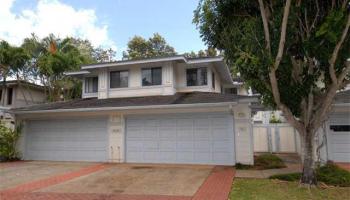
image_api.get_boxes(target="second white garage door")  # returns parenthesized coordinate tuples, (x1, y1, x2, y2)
(126, 113, 235, 165)
(25, 117, 108, 162)
(328, 113, 350, 162)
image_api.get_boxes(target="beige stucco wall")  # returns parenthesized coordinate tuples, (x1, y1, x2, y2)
(232, 104, 254, 165)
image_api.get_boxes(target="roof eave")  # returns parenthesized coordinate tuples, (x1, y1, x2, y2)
(13, 102, 238, 115)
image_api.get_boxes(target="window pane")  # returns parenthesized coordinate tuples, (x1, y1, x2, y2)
(85, 77, 98, 93)
(7, 88, 13, 105)
(120, 71, 129, 87)
(110, 71, 120, 88)
(212, 72, 215, 88)
(92, 77, 98, 92)
(186, 68, 197, 86)
(142, 69, 152, 86)
(198, 68, 207, 85)
(152, 67, 162, 85)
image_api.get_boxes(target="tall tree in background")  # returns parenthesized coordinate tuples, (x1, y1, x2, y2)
(0, 41, 29, 106)
(184, 47, 218, 58)
(123, 33, 176, 59)
(194, 0, 350, 185)
(21, 34, 91, 101)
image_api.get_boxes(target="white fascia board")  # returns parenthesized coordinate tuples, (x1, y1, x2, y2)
(81, 56, 186, 70)
(64, 70, 91, 76)
(13, 102, 237, 114)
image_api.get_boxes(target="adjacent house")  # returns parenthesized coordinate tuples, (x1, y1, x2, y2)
(319, 90, 350, 163)
(12, 56, 257, 165)
(0, 80, 46, 126)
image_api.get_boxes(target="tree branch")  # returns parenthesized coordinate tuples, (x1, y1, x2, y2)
(329, 14, 350, 83)
(273, 0, 292, 70)
(258, 0, 271, 54)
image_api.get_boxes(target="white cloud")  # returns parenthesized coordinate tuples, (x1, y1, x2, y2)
(0, 0, 115, 49)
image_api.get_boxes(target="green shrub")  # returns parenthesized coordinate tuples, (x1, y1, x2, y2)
(317, 163, 350, 187)
(269, 173, 301, 181)
(0, 123, 21, 161)
(254, 153, 286, 169)
(269, 163, 350, 187)
(236, 163, 253, 170)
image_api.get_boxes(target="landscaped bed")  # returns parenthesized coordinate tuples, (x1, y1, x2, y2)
(229, 178, 350, 200)
(236, 153, 286, 170)
(270, 163, 350, 187)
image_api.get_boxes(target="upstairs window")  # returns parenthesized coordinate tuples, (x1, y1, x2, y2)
(142, 67, 162, 86)
(85, 77, 98, 93)
(110, 71, 128, 88)
(212, 72, 215, 89)
(186, 67, 207, 86)
(7, 88, 13, 105)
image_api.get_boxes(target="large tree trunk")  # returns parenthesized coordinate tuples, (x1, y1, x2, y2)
(300, 130, 317, 185)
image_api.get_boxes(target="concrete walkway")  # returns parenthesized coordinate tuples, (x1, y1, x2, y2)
(235, 163, 301, 178)
(0, 162, 235, 200)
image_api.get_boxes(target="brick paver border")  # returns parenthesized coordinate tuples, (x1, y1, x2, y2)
(0, 192, 192, 200)
(1, 164, 109, 193)
(191, 166, 235, 200)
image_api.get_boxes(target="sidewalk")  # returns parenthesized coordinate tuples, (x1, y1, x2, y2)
(236, 164, 302, 178)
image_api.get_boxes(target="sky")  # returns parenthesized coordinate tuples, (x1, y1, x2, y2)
(0, 0, 208, 59)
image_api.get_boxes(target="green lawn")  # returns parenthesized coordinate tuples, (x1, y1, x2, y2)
(229, 178, 350, 200)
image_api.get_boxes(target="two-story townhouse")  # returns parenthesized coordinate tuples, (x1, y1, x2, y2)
(12, 56, 257, 166)
(0, 80, 46, 126)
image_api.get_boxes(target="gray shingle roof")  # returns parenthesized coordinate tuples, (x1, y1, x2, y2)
(12, 92, 255, 113)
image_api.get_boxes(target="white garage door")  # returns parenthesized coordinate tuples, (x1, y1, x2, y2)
(126, 113, 235, 165)
(329, 113, 350, 162)
(25, 117, 108, 162)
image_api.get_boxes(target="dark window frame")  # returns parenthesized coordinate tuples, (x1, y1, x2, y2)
(110, 70, 129, 88)
(186, 67, 208, 86)
(7, 87, 13, 105)
(84, 76, 98, 93)
(330, 125, 350, 132)
(212, 72, 215, 89)
(141, 67, 162, 86)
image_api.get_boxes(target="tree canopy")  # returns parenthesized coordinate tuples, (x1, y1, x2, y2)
(123, 33, 176, 60)
(194, 0, 349, 185)
(183, 47, 218, 58)
(1, 34, 116, 101)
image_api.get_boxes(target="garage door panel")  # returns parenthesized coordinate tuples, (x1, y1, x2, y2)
(160, 152, 177, 162)
(159, 130, 176, 139)
(26, 117, 108, 162)
(194, 129, 211, 139)
(177, 152, 194, 162)
(194, 141, 211, 151)
(159, 141, 176, 151)
(331, 144, 350, 153)
(332, 153, 350, 162)
(143, 141, 158, 150)
(126, 113, 234, 165)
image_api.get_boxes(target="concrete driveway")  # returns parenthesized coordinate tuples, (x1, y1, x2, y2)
(0, 161, 235, 200)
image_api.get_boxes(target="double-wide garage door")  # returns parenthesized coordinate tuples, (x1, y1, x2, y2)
(25, 117, 108, 162)
(126, 113, 235, 165)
